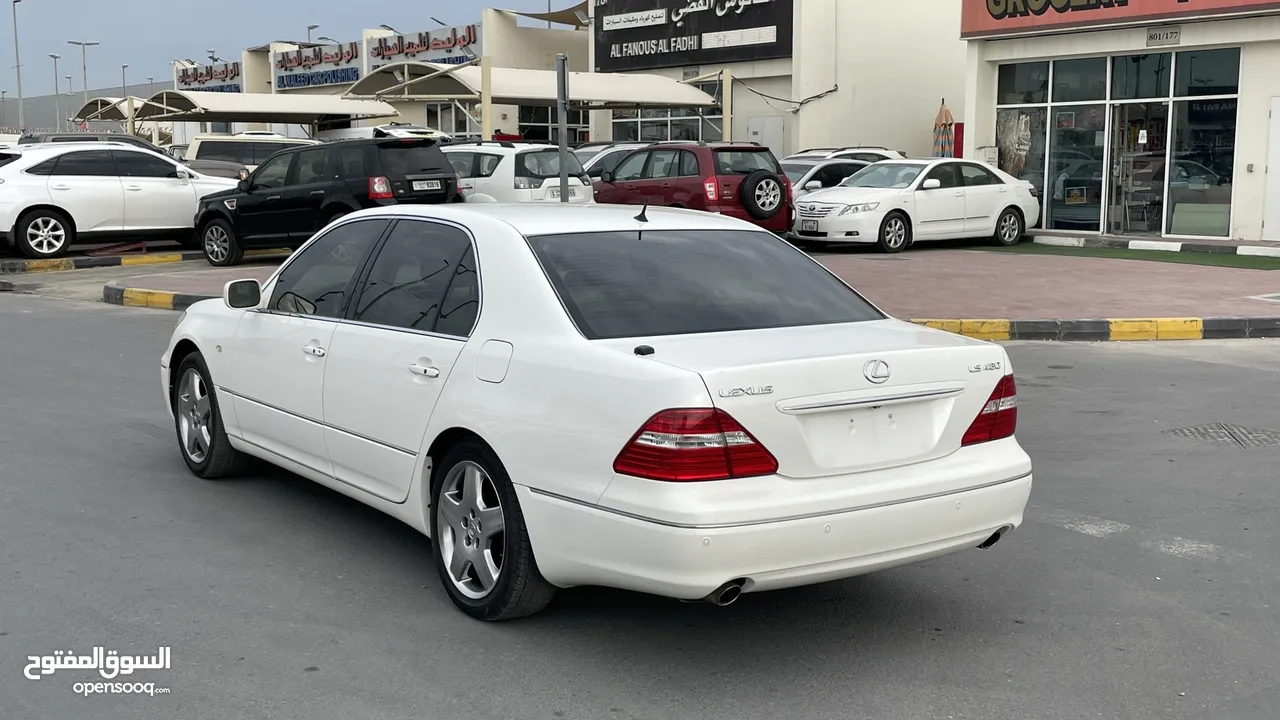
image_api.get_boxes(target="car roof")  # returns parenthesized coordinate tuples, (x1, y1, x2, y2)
(442, 141, 558, 154)
(343, 202, 762, 237)
(191, 134, 316, 142)
(10, 141, 159, 153)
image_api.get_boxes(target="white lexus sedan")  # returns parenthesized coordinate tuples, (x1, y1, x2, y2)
(791, 158, 1040, 252)
(161, 203, 1033, 621)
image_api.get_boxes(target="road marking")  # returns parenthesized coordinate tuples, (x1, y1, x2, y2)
(1033, 508, 1241, 563)
(1140, 537, 1223, 561)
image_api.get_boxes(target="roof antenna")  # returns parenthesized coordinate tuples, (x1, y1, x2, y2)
(633, 201, 649, 223)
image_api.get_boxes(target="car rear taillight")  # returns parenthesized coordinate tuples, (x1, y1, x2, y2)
(703, 178, 718, 202)
(961, 374, 1017, 446)
(1027, 185, 1039, 198)
(368, 176, 393, 199)
(514, 177, 538, 190)
(613, 408, 778, 482)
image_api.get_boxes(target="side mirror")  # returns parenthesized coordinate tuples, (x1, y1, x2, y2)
(804, 180, 823, 190)
(175, 168, 190, 181)
(588, 167, 604, 178)
(237, 179, 250, 193)
(921, 178, 941, 190)
(599, 170, 614, 184)
(223, 279, 261, 309)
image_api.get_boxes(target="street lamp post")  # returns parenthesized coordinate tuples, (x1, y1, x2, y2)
(49, 54, 60, 131)
(146, 76, 154, 96)
(1, 90, 6, 128)
(67, 40, 98, 107)
(120, 63, 128, 97)
(307, 23, 319, 42)
(12, 0, 24, 130)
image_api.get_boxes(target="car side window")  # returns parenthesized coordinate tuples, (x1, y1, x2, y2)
(960, 163, 1003, 187)
(112, 151, 177, 178)
(833, 163, 864, 185)
(50, 150, 117, 176)
(612, 151, 648, 181)
(251, 153, 293, 190)
(678, 151, 700, 177)
(446, 152, 475, 177)
(113, 136, 153, 149)
(254, 143, 296, 166)
(269, 219, 388, 319)
(643, 150, 679, 180)
(335, 145, 368, 179)
(24, 157, 60, 176)
(476, 153, 503, 177)
(294, 148, 331, 185)
(923, 163, 960, 189)
(351, 221, 473, 334)
(196, 141, 249, 165)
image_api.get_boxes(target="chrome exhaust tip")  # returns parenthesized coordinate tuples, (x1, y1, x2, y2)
(978, 526, 1012, 550)
(702, 578, 747, 606)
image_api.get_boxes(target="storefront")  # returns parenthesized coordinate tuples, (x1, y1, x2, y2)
(962, 0, 1280, 241)
(172, 60, 245, 135)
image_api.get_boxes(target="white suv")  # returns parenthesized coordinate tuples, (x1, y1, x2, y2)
(441, 142, 594, 204)
(185, 134, 319, 172)
(0, 142, 237, 258)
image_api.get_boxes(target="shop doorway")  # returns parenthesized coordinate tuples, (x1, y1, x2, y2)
(1107, 102, 1169, 235)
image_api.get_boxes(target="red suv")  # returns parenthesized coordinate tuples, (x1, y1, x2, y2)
(593, 142, 794, 233)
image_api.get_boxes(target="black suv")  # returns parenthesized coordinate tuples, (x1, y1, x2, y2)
(194, 138, 463, 266)
(17, 132, 248, 180)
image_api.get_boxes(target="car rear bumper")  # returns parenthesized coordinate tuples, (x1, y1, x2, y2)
(519, 470, 1032, 600)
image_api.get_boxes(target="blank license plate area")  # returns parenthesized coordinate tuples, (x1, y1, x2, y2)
(797, 402, 945, 469)
(801, 220, 818, 231)
(413, 180, 442, 191)
(549, 187, 577, 198)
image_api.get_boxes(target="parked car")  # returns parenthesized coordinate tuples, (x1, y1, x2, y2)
(194, 137, 463, 266)
(783, 157, 871, 199)
(784, 146, 908, 163)
(0, 142, 238, 258)
(580, 142, 649, 178)
(442, 141, 594, 204)
(161, 202, 1032, 621)
(17, 132, 248, 180)
(316, 123, 452, 143)
(185, 133, 319, 172)
(594, 141, 794, 234)
(791, 158, 1039, 252)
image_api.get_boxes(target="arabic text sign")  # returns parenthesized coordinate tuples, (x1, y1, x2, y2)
(368, 25, 482, 63)
(962, 0, 1280, 38)
(273, 42, 360, 91)
(24, 646, 172, 681)
(595, 0, 794, 72)
(177, 62, 241, 91)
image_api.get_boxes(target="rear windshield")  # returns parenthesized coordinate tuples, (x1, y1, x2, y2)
(527, 230, 883, 340)
(377, 143, 450, 176)
(516, 149, 585, 179)
(197, 141, 303, 166)
(573, 147, 601, 164)
(714, 149, 782, 175)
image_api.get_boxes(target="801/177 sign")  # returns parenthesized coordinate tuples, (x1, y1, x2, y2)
(594, 0, 794, 73)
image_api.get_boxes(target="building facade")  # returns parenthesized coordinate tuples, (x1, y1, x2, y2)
(588, 0, 968, 158)
(961, 0, 1280, 242)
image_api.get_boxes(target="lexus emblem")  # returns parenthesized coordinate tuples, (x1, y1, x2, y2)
(863, 360, 891, 384)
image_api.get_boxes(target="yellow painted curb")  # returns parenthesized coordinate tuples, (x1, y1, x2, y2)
(120, 288, 179, 310)
(120, 253, 190, 266)
(19, 258, 77, 273)
(960, 319, 1011, 341)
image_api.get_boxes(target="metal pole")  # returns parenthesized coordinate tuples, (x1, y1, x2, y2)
(12, 0, 24, 131)
(50, 55, 59, 131)
(120, 63, 127, 99)
(80, 45, 88, 105)
(556, 53, 569, 204)
(1, 91, 6, 128)
(479, 55, 492, 140)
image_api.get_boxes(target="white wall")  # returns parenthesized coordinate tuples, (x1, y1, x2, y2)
(483, 9, 589, 72)
(792, 0, 966, 158)
(963, 15, 1280, 241)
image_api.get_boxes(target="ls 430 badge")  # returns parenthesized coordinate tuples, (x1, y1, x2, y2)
(718, 386, 774, 398)
(970, 362, 1002, 373)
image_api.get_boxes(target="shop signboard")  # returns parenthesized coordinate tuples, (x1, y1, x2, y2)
(368, 24, 483, 71)
(594, 0, 794, 73)
(962, 0, 1280, 38)
(273, 41, 361, 90)
(176, 62, 242, 93)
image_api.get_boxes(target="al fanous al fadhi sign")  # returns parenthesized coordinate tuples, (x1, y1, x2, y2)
(962, 0, 1280, 38)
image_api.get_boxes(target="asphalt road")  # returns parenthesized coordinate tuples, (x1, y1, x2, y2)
(1, 293, 1278, 720)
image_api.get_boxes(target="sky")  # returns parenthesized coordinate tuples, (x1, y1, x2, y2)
(4, 0, 565, 96)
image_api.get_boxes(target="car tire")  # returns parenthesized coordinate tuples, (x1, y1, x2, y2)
(15, 208, 75, 259)
(739, 170, 784, 221)
(877, 211, 911, 253)
(993, 207, 1024, 246)
(201, 218, 243, 267)
(430, 439, 556, 622)
(172, 352, 248, 480)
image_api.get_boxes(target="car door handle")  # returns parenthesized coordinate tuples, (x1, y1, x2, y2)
(661, 183, 672, 188)
(266, 195, 281, 201)
(310, 189, 325, 196)
(954, 191, 965, 197)
(409, 363, 440, 378)
(302, 344, 326, 358)
(51, 184, 71, 191)
(125, 185, 143, 191)
(997, 188, 1008, 193)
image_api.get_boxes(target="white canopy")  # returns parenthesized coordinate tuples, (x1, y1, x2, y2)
(346, 61, 718, 109)
(133, 89, 399, 124)
(71, 96, 166, 122)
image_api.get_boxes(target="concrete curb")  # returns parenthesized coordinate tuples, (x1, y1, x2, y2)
(1, 248, 291, 276)
(1031, 234, 1280, 258)
(100, 283, 1280, 341)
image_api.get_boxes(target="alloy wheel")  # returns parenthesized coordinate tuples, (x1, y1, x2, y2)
(755, 179, 782, 211)
(884, 217, 907, 248)
(437, 461, 506, 600)
(26, 216, 66, 256)
(1000, 213, 1020, 243)
(204, 225, 230, 264)
(177, 368, 212, 463)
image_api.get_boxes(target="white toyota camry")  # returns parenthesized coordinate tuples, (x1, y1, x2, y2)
(160, 203, 1033, 621)
(791, 158, 1041, 252)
